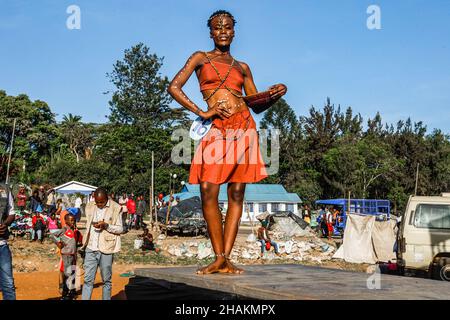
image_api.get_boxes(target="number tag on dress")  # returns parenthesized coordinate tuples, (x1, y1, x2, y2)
(189, 117, 212, 141)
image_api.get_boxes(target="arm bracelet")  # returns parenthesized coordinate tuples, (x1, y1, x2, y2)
(194, 105, 202, 116)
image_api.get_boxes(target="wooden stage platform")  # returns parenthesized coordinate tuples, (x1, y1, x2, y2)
(131, 264, 450, 300)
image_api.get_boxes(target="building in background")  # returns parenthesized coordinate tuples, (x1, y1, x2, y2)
(164, 184, 302, 223)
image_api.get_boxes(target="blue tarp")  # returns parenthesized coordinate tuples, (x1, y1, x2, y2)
(66, 207, 81, 222)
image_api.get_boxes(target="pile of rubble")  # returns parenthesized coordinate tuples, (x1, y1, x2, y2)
(231, 234, 335, 263)
(155, 232, 336, 264)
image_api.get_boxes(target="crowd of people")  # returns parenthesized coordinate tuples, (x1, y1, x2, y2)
(0, 182, 162, 301)
(154, 194, 180, 209)
(116, 193, 148, 232)
(299, 204, 345, 240)
(9, 185, 81, 243)
(254, 204, 345, 257)
(2, 181, 346, 301)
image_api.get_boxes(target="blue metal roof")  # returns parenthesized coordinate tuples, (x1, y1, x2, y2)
(163, 183, 302, 203)
(316, 199, 347, 206)
(316, 199, 390, 206)
(315, 199, 391, 218)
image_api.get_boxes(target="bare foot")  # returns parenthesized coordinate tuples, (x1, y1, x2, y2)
(196, 258, 226, 275)
(221, 259, 244, 275)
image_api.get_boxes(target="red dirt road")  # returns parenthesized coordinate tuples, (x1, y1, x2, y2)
(1, 270, 131, 300)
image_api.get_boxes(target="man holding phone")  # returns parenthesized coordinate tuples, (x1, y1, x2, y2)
(0, 183, 16, 300)
(81, 187, 123, 300)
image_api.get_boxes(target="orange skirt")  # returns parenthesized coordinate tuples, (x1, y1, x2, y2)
(189, 109, 268, 184)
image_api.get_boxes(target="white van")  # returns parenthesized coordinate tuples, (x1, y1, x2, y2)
(397, 193, 450, 281)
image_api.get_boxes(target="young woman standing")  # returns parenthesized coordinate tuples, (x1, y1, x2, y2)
(168, 10, 287, 274)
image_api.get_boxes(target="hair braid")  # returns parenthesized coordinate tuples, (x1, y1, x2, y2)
(207, 10, 236, 29)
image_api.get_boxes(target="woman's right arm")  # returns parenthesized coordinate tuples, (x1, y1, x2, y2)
(167, 52, 229, 120)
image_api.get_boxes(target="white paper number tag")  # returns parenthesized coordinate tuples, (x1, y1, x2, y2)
(189, 117, 212, 141)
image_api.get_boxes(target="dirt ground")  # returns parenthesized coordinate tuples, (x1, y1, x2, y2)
(1, 222, 368, 300)
(8, 268, 130, 300)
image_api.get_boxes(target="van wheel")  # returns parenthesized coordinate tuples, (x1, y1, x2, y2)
(431, 257, 450, 281)
(439, 264, 450, 281)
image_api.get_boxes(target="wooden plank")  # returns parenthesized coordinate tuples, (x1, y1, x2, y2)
(134, 264, 450, 300)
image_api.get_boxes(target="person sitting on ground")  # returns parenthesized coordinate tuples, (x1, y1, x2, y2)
(50, 214, 83, 300)
(138, 228, 160, 252)
(31, 211, 46, 243)
(257, 221, 280, 257)
(47, 212, 61, 235)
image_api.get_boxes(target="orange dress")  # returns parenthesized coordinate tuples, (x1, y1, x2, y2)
(189, 60, 268, 185)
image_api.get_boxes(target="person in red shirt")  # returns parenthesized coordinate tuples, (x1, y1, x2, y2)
(16, 186, 27, 214)
(50, 214, 83, 300)
(127, 196, 137, 230)
(31, 212, 46, 243)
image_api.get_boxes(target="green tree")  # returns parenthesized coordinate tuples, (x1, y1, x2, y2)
(0, 91, 58, 182)
(323, 138, 401, 198)
(107, 43, 188, 129)
(260, 98, 301, 184)
(60, 114, 95, 163)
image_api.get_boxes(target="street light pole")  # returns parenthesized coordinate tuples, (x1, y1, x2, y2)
(172, 173, 177, 195)
(150, 151, 154, 226)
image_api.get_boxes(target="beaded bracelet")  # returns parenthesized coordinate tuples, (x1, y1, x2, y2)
(194, 105, 202, 116)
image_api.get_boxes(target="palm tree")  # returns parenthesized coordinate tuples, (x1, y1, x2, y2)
(61, 114, 84, 163)
(62, 113, 82, 125)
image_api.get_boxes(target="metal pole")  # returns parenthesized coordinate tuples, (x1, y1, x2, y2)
(414, 163, 420, 196)
(246, 201, 255, 235)
(149, 185, 152, 227)
(347, 191, 351, 216)
(150, 151, 154, 225)
(5, 118, 17, 185)
(155, 201, 159, 232)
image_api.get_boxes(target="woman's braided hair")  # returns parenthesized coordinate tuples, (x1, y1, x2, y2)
(207, 10, 236, 29)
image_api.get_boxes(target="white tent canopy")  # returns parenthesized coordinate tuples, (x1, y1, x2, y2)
(54, 181, 97, 195)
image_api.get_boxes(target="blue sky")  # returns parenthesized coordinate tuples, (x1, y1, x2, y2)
(1, 0, 449, 133)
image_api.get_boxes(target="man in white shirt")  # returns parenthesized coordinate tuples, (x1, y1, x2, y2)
(81, 188, 123, 300)
(118, 193, 128, 233)
(0, 183, 17, 300)
(325, 207, 334, 240)
(170, 196, 179, 207)
(88, 192, 95, 203)
(74, 196, 82, 209)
